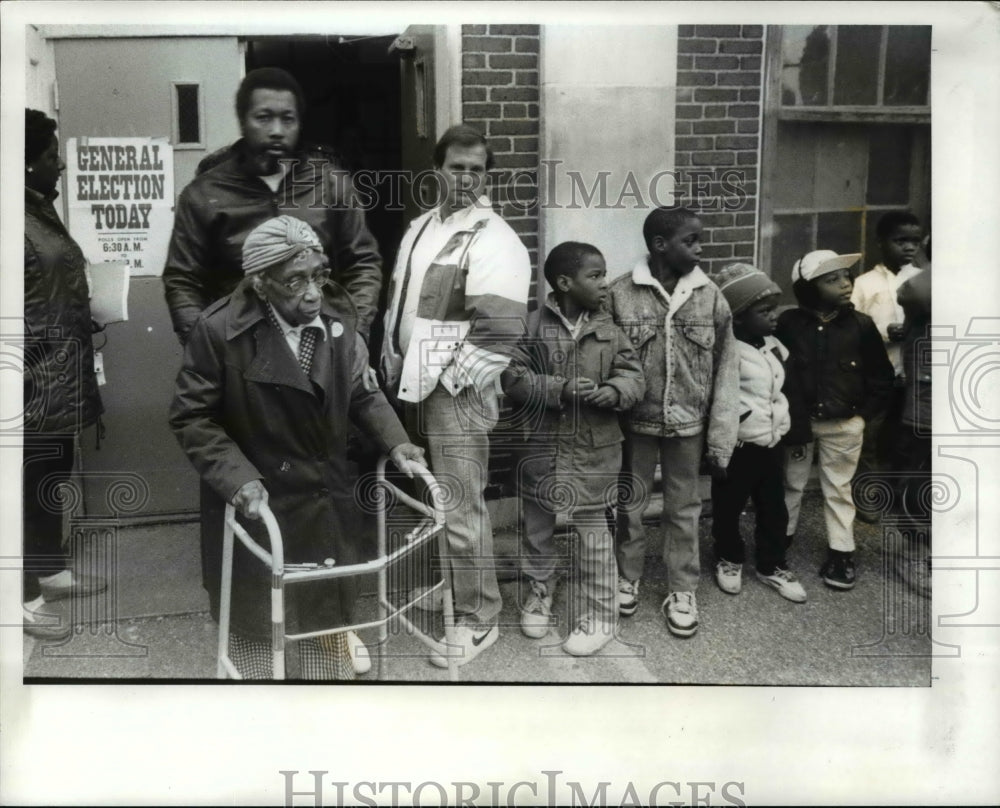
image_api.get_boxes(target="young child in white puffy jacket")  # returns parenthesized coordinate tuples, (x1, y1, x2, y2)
(709, 263, 807, 603)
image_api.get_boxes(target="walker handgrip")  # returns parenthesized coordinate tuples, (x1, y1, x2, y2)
(377, 456, 447, 526)
(223, 501, 285, 573)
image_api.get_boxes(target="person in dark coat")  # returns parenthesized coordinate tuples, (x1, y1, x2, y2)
(22, 109, 106, 640)
(169, 215, 425, 679)
(162, 67, 383, 347)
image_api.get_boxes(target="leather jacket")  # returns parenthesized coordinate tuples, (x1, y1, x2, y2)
(23, 188, 104, 434)
(162, 142, 382, 344)
(776, 305, 894, 445)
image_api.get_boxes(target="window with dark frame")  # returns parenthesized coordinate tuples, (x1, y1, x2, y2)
(172, 82, 204, 148)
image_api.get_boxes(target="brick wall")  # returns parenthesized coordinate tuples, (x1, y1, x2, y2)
(461, 24, 541, 274)
(674, 25, 764, 276)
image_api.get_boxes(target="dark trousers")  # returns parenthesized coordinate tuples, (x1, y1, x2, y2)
(857, 379, 905, 479)
(892, 422, 931, 534)
(22, 433, 75, 601)
(711, 442, 788, 575)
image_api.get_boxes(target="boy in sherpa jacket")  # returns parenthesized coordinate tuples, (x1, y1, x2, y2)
(608, 207, 739, 637)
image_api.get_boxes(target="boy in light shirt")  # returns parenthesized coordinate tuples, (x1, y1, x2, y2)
(850, 211, 924, 522)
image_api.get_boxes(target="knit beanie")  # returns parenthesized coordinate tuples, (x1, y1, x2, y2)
(242, 215, 323, 275)
(713, 263, 781, 316)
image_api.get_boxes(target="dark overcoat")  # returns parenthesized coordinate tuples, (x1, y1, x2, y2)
(169, 280, 408, 640)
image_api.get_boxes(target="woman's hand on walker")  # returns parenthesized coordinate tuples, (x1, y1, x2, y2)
(232, 480, 269, 519)
(390, 443, 428, 478)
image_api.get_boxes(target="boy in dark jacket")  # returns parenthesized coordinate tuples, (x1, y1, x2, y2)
(502, 242, 644, 656)
(778, 250, 894, 590)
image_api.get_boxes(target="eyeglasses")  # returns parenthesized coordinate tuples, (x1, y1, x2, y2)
(272, 269, 332, 297)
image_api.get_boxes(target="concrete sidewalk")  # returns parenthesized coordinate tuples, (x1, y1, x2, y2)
(23, 490, 933, 685)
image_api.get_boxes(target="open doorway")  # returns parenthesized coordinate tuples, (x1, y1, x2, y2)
(245, 34, 405, 355)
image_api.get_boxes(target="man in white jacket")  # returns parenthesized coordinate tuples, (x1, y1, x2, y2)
(710, 263, 807, 603)
(381, 125, 531, 667)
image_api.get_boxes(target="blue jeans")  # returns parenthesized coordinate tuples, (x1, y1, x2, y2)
(410, 384, 502, 626)
(615, 432, 703, 593)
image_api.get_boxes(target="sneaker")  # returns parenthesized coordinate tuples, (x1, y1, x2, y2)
(715, 559, 743, 595)
(520, 579, 555, 639)
(346, 630, 371, 675)
(22, 599, 72, 641)
(662, 591, 699, 637)
(38, 570, 107, 602)
(756, 568, 807, 603)
(562, 615, 615, 656)
(617, 576, 640, 617)
(430, 623, 499, 668)
(821, 553, 857, 590)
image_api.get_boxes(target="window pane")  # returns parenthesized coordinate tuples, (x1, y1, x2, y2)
(816, 211, 863, 259)
(833, 26, 881, 105)
(176, 84, 200, 144)
(773, 123, 817, 209)
(781, 25, 830, 106)
(772, 213, 814, 304)
(866, 127, 912, 205)
(862, 211, 884, 273)
(884, 26, 931, 105)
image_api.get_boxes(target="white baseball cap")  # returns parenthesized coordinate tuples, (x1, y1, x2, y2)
(791, 250, 862, 283)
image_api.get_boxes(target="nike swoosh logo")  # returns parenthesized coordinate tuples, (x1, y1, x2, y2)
(471, 628, 494, 647)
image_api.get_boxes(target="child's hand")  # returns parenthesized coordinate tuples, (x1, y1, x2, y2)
(887, 322, 905, 342)
(705, 455, 728, 481)
(583, 384, 619, 408)
(562, 377, 597, 403)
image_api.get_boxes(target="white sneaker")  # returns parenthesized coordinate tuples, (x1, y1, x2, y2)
(562, 615, 615, 656)
(430, 623, 499, 668)
(662, 591, 699, 637)
(617, 576, 640, 617)
(756, 568, 807, 603)
(346, 630, 371, 674)
(715, 559, 743, 595)
(520, 579, 555, 639)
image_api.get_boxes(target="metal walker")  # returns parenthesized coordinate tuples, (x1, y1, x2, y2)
(216, 456, 459, 681)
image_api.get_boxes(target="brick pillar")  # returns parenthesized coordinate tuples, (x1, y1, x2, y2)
(674, 24, 764, 276)
(461, 24, 541, 274)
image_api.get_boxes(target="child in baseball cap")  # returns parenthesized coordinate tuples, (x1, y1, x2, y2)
(711, 264, 805, 602)
(776, 251, 894, 590)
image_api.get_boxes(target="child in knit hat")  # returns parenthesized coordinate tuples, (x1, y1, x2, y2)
(711, 264, 806, 602)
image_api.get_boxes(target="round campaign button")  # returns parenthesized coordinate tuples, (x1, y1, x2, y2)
(330, 321, 344, 338)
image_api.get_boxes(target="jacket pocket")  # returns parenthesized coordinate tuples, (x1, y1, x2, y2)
(625, 324, 657, 361)
(680, 322, 715, 351)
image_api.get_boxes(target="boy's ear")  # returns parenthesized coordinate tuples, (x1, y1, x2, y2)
(554, 274, 573, 293)
(650, 234, 667, 253)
